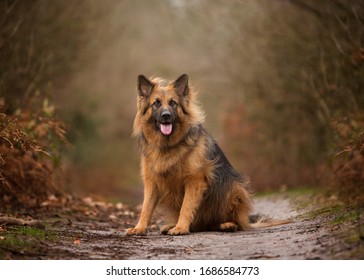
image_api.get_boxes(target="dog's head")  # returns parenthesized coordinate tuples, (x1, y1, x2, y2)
(133, 74, 204, 145)
(137, 74, 189, 136)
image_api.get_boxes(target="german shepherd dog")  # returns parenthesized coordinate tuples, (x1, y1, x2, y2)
(126, 74, 255, 236)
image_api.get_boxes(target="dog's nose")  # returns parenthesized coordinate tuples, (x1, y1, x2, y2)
(161, 110, 171, 121)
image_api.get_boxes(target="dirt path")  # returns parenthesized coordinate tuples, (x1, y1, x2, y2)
(1, 192, 361, 259)
(40, 195, 359, 259)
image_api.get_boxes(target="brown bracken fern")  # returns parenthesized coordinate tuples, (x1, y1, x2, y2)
(0, 110, 67, 209)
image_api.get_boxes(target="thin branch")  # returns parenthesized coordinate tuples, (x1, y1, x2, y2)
(0, 216, 45, 229)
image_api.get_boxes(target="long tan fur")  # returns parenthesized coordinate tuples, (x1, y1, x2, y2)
(127, 74, 288, 236)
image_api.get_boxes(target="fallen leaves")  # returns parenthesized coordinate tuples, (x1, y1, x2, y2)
(83, 197, 113, 209)
(73, 239, 81, 245)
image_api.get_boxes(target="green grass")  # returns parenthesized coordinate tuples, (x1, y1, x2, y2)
(331, 209, 360, 225)
(306, 205, 343, 220)
(0, 225, 58, 258)
(12, 226, 58, 241)
(0, 236, 28, 247)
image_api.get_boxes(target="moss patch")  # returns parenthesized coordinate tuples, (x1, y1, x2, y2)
(0, 226, 58, 259)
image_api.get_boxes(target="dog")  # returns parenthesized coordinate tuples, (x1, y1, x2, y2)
(127, 74, 277, 236)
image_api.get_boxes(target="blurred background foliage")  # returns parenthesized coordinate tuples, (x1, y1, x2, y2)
(0, 0, 363, 208)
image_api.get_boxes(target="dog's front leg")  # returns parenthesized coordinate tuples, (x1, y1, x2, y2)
(126, 181, 159, 236)
(167, 175, 207, 235)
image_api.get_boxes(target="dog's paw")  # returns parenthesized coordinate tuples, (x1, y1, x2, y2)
(219, 222, 238, 232)
(160, 224, 176, 235)
(126, 227, 147, 236)
(167, 226, 190, 235)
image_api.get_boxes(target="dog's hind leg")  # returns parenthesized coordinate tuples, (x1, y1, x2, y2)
(226, 183, 253, 231)
(219, 222, 238, 232)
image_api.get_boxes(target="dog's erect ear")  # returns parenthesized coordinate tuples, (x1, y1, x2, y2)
(173, 74, 189, 97)
(137, 75, 154, 97)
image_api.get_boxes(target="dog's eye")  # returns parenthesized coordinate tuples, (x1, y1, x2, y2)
(169, 99, 177, 107)
(153, 99, 161, 108)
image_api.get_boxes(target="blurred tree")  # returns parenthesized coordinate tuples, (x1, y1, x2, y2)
(219, 0, 363, 193)
(0, 1, 96, 209)
(0, 0, 96, 113)
(2, 0, 362, 205)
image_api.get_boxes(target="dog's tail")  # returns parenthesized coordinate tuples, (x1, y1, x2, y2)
(249, 214, 292, 229)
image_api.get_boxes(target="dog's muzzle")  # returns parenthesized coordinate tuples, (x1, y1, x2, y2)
(157, 110, 173, 136)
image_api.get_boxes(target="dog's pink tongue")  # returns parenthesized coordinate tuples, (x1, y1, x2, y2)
(160, 124, 172, 135)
